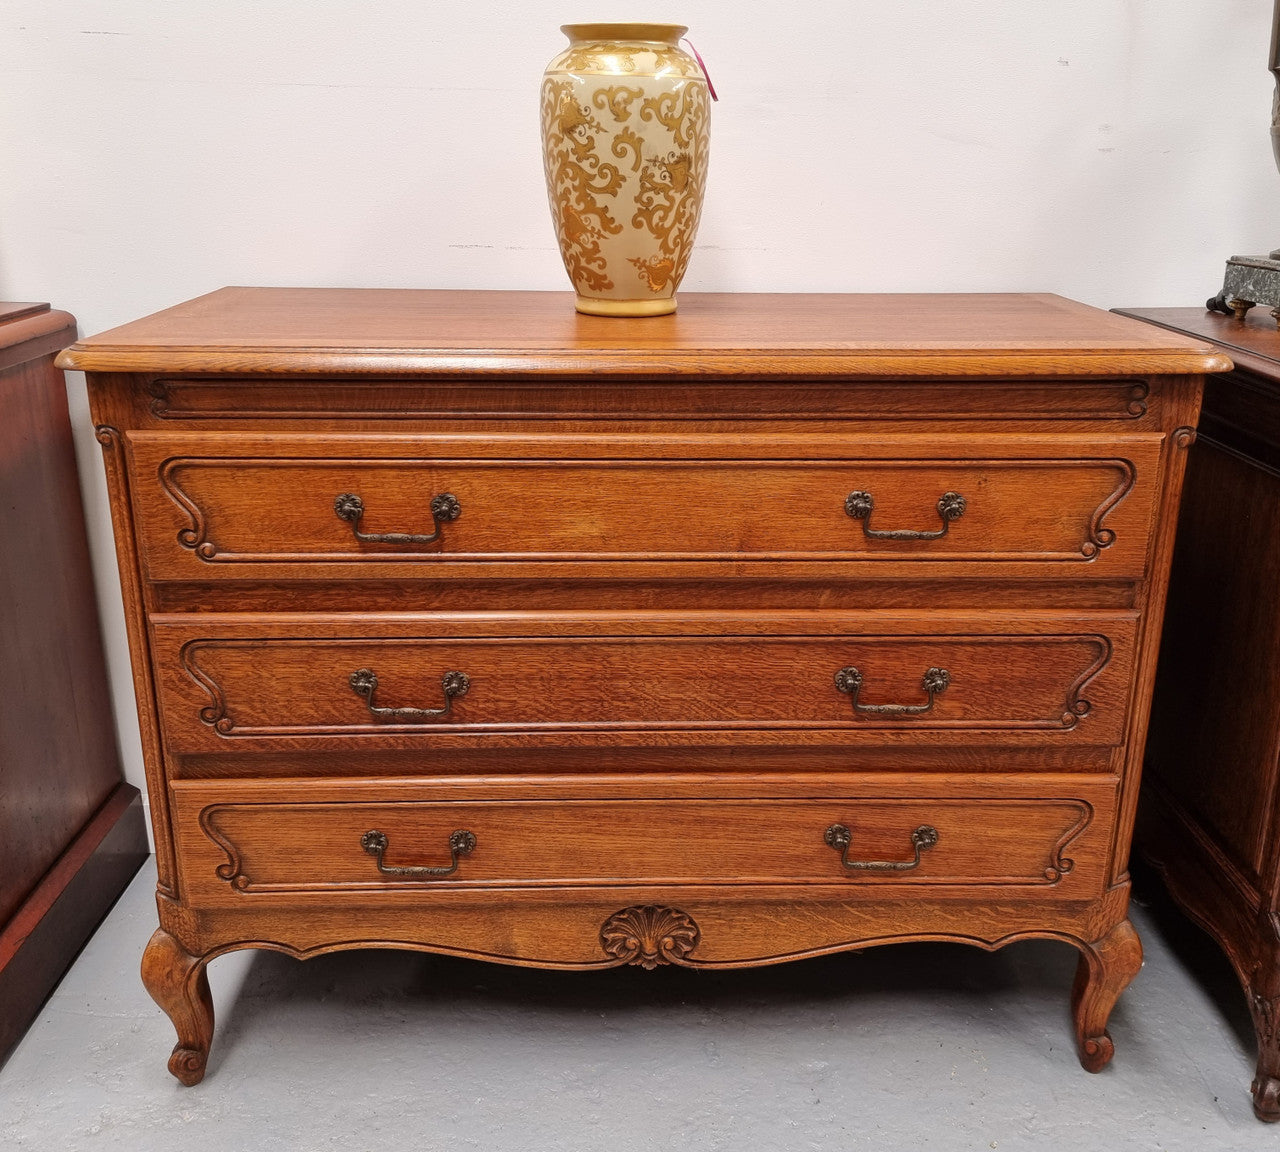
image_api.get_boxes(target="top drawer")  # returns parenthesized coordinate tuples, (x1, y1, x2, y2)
(125, 432, 1163, 581)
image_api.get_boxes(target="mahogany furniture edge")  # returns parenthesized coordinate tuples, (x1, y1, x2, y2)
(0, 303, 75, 372)
(1117, 305, 1280, 1121)
(0, 785, 148, 1064)
(0, 302, 149, 1065)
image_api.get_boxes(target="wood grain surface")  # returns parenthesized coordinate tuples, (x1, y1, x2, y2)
(0, 302, 148, 1065)
(1122, 306, 1280, 1121)
(124, 432, 1159, 577)
(61, 289, 1230, 376)
(169, 782, 1112, 900)
(146, 612, 1136, 754)
(83, 289, 1206, 1084)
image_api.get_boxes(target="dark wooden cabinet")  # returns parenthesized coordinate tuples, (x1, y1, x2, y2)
(1116, 306, 1280, 1121)
(0, 302, 149, 1064)
(60, 288, 1223, 1085)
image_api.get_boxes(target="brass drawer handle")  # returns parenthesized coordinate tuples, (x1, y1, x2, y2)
(349, 668, 470, 721)
(845, 490, 965, 540)
(360, 829, 476, 878)
(824, 823, 939, 872)
(334, 491, 460, 545)
(835, 666, 949, 716)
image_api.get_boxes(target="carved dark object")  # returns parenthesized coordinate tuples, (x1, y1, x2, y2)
(1206, 4, 1280, 327)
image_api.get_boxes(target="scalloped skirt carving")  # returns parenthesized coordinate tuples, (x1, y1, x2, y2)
(600, 906, 701, 968)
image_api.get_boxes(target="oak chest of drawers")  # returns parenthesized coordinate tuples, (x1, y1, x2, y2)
(60, 288, 1227, 1084)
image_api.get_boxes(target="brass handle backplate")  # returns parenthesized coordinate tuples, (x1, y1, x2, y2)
(349, 668, 469, 721)
(360, 829, 476, 878)
(824, 823, 939, 872)
(845, 490, 965, 540)
(835, 666, 949, 717)
(334, 492, 460, 545)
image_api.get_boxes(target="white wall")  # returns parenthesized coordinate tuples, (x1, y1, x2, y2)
(1, 1, 1274, 793)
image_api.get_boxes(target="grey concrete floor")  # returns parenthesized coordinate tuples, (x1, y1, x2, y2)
(0, 860, 1270, 1151)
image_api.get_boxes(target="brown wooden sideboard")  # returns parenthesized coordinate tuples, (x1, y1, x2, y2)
(0, 302, 149, 1065)
(58, 289, 1226, 1084)
(1116, 305, 1280, 1121)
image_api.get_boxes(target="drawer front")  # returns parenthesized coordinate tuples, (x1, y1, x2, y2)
(142, 374, 1164, 424)
(150, 612, 1138, 752)
(126, 432, 1162, 578)
(170, 776, 1117, 904)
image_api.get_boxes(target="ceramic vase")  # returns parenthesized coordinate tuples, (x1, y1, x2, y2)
(540, 23, 711, 317)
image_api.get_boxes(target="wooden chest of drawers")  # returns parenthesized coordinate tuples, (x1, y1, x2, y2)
(60, 289, 1226, 1084)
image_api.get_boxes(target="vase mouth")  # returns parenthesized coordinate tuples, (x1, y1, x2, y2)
(560, 23, 688, 45)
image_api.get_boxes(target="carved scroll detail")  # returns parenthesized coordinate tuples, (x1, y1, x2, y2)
(1060, 635, 1112, 729)
(180, 642, 233, 734)
(147, 379, 171, 416)
(1080, 459, 1136, 558)
(158, 459, 218, 558)
(1043, 802, 1093, 882)
(197, 807, 248, 890)
(1126, 382, 1149, 417)
(1254, 992, 1280, 1049)
(600, 905, 700, 969)
(1173, 427, 1197, 449)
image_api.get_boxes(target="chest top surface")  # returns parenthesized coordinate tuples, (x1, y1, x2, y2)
(58, 289, 1228, 379)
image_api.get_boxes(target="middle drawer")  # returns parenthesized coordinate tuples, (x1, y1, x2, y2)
(150, 611, 1138, 754)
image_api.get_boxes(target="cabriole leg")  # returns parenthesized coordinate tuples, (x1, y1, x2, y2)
(1247, 952, 1280, 1121)
(1071, 917, 1143, 1072)
(140, 927, 214, 1086)
(1251, 1026, 1280, 1121)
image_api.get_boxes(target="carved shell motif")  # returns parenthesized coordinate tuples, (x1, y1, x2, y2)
(600, 905, 701, 969)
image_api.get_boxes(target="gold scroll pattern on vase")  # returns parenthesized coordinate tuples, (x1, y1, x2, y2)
(540, 55, 710, 305)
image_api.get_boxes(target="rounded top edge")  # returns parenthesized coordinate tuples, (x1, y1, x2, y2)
(560, 23, 688, 44)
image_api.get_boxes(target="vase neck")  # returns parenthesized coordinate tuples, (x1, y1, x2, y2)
(560, 23, 687, 45)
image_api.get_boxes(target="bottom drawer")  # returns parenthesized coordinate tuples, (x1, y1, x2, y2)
(170, 775, 1117, 903)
